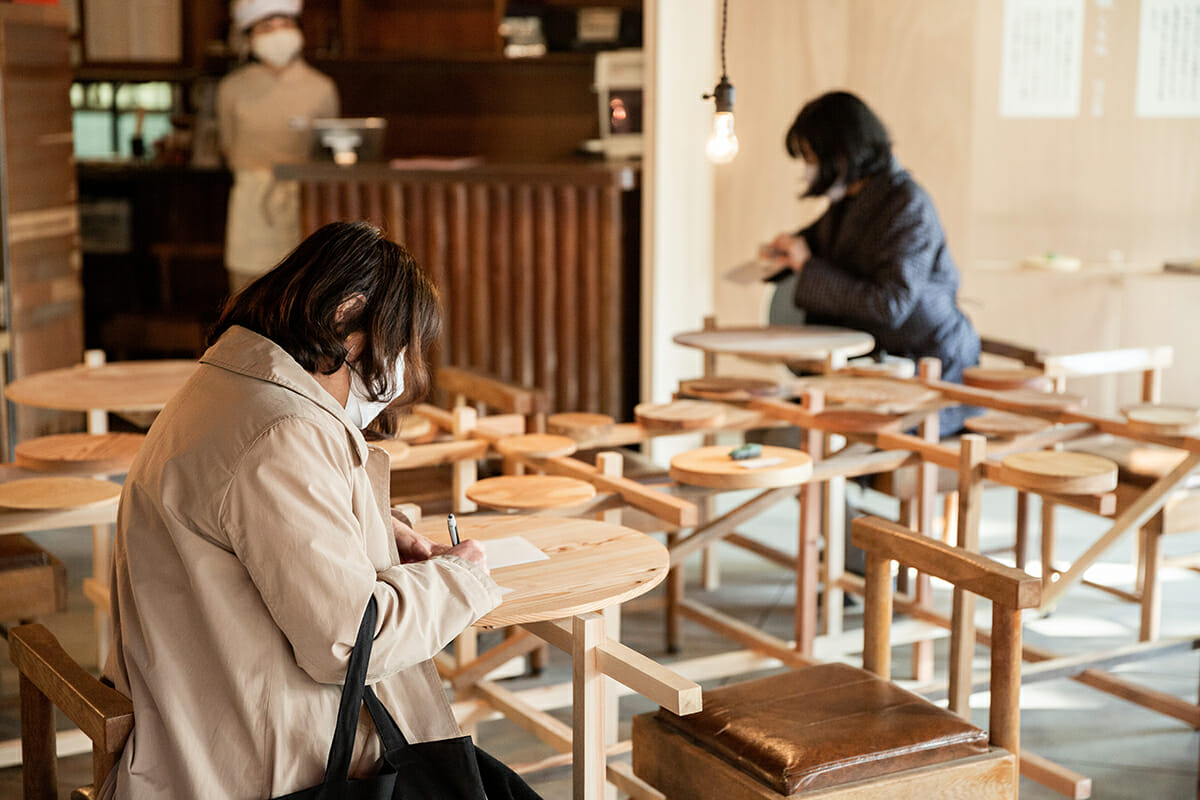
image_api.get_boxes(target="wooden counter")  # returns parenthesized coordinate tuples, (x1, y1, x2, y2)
(278, 161, 639, 420)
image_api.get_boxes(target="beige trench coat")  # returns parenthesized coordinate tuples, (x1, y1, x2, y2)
(100, 326, 502, 799)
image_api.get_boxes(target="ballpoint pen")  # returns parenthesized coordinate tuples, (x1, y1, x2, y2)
(447, 513, 460, 546)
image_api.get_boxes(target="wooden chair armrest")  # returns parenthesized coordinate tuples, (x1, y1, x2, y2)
(979, 337, 1047, 367)
(436, 366, 549, 416)
(9, 624, 133, 753)
(850, 516, 1041, 610)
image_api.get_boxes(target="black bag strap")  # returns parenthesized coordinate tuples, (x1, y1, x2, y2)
(320, 594, 379, 785)
(363, 685, 409, 751)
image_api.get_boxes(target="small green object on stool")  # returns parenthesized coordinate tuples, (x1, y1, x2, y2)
(729, 443, 762, 460)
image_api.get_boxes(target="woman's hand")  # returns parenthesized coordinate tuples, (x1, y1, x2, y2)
(391, 517, 444, 563)
(763, 233, 812, 274)
(445, 539, 490, 574)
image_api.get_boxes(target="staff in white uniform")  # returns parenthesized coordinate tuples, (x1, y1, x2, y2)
(218, 0, 339, 292)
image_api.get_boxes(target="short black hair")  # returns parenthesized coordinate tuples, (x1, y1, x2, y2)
(210, 221, 441, 417)
(785, 91, 893, 197)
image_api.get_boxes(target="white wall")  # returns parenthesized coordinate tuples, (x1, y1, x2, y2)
(640, 0, 718, 406)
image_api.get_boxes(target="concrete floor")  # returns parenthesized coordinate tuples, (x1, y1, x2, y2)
(0, 484, 1197, 799)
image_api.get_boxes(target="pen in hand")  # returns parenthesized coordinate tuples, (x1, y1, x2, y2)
(447, 513, 460, 546)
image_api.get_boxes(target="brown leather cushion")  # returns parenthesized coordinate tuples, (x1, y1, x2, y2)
(653, 663, 988, 795)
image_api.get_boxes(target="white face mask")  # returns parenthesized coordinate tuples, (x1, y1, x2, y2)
(344, 351, 405, 430)
(802, 162, 819, 192)
(251, 28, 303, 68)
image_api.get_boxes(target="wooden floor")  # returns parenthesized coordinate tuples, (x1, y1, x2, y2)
(0, 485, 1197, 799)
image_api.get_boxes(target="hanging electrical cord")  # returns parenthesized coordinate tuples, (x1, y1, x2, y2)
(703, 0, 738, 164)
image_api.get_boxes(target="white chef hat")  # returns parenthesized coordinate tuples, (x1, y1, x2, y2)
(232, 0, 302, 32)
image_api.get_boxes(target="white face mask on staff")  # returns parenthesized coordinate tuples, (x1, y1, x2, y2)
(252, 28, 304, 68)
(344, 351, 406, 430)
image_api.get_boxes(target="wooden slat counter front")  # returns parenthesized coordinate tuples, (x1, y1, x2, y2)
(277, 161, 637, 420)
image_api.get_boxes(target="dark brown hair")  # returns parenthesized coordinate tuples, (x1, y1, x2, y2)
(786, 91, 893, 197)
(210, 221, 441, 419)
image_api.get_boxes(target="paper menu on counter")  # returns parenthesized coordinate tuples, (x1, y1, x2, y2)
(481, 536, 550, 570)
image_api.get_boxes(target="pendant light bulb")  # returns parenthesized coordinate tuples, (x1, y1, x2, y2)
(704, 75, 738, 165)
(706, 111, 739, 164)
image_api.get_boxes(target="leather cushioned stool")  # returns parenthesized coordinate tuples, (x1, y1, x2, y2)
(634, 515, 1035, 800)
(633, 663, 988, 796)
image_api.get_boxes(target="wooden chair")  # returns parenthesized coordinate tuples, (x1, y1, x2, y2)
(9, 623, 133, 800)
(0, 534, 67, 629)
(632, 514, 1040, 800)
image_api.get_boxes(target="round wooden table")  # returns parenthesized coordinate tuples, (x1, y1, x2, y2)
(672, 325, 874, 364)
(418, 514, 669, 629)
(6, 360, 197, 413)
(669, 445, 813, 491)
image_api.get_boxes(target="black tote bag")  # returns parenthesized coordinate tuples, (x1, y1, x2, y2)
(275, 596, 542, 800)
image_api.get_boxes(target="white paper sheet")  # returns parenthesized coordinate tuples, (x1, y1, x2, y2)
(1135, 0, 1200, 118)
(1000, 0, 1085, 118)
(722, 259, 784, 286)
(482, 536, 550, 570)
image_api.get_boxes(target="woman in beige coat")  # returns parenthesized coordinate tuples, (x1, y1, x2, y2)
(100, 222, 503, 798)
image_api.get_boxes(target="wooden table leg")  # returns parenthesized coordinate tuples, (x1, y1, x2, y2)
(665, 530, 683, 654)
(912, 358, 940, 682)
(573, 613, 606, 800)
(1139, 520, 1163, 643)
(796, 390, 824, 657)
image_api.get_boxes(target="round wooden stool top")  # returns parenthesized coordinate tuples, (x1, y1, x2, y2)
(997, 388, 1084, 411)
(1121, 404, 1200, 437)
(15, 433, 146, 474)
(494, 434, 578, 460)
(547, 413, 615, 443)
(635, 400, 726, 430)
(790, 376, 940, 414)
(843, 358, 916, 379)
(677, 376, 781, 402)
(963, 412, 1053, 439)
(672, 325, 874, 362)
(396, 414, 436, 443)
(813, 408, 904, 434)
(0, 476, 122, 511)
(466, 475, 597, 512)
(997, 451, 1118, 495)
(670, 445, 813, 491)
(962, 366, 1050, 391)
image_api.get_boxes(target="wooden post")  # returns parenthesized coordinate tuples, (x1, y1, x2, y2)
(949, 434, 987, 716)
(1014, 491, 1032, 571)
(700, 314, 721, 590)
(452, 407, 479, 514)
(573, 613, 607, 800)
(990, 605, 1023, 787)
(1139, 521, 1162, 643)
(912, 357, 940, 681)
(796, 389, 824, 656)
(822, 431, 846, 637)
(862, 552, 892, 680)
(84, 349, 113, 667)
(665, 529, 683, 654)
(18, 674, 56, 800)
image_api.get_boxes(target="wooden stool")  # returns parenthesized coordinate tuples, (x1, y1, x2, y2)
(963, 411, 1052, 439)
(465, 475, 596, 512)
(635, 400, 727, 430)
(493, 434, 578, 461)
(632, 516, 1037, 800)
(14, 432, 145, 474)
(677, 376, 781, 403)
(962, 365, 1050, 391)
(0, 534, 67, 624)
(547, 412, 615, 444)
(997, 451, 1118, 495)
